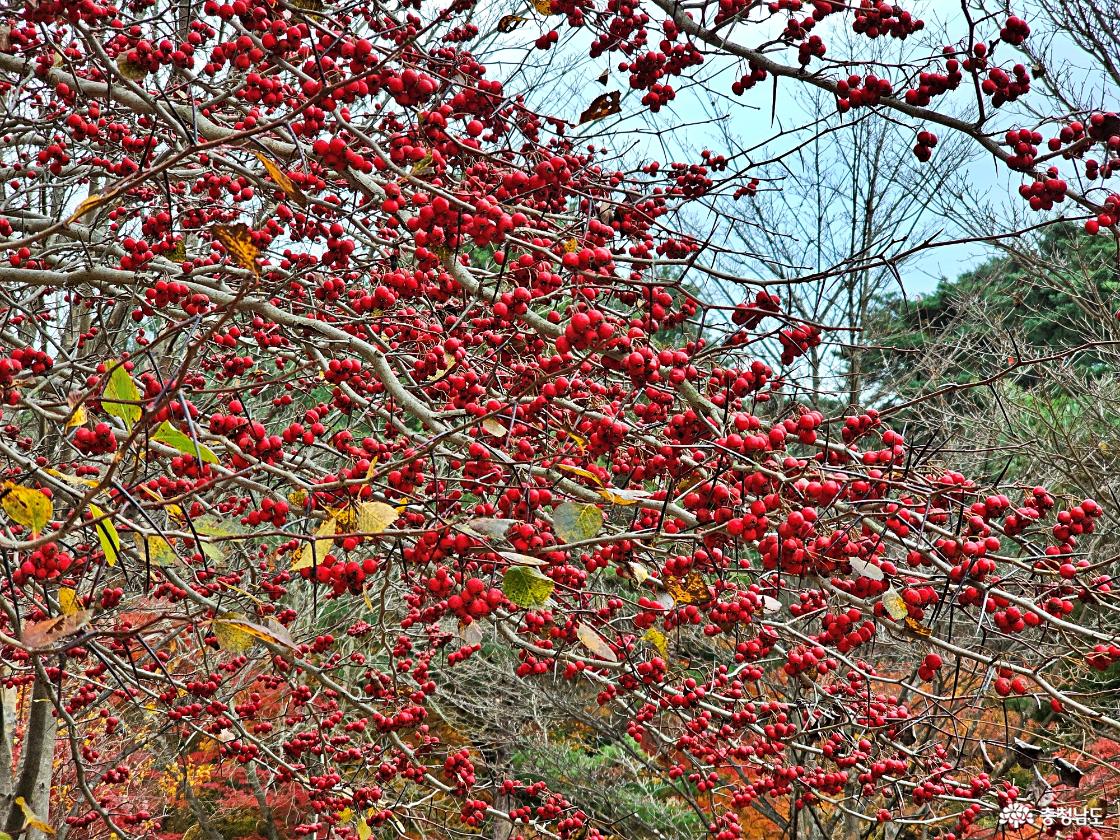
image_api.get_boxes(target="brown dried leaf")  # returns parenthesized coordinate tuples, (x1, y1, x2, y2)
(212, 223, 261, 276)
(254, 152, 308, 207)
(578, 91, 621, 124)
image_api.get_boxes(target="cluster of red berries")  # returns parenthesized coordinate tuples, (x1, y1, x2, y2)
(74, 421, 117, 455)
(835, 73, 892, 112)
(14, 543, 74, 584)
(447, 577, 505, 623)
(913, 130, 938, 161)
(1018, 169, 1067, 210)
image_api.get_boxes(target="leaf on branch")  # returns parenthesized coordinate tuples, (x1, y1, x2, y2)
(761, 595, 782, 614)
(166, 240, 186, 262)
(116, 55, 148, 81)
(481, 417, 507, 437)
(555, 464, 603, 486)
(575, 623, 617, 662)
(848, 557, 884, 581)
(465, 518, 517, 539)
(903, 616, 931, 637)
(498, 550, 546, 567)
(292, 517, 337, 571)
(133, 533, 176, 566)
(14, 797, 53, 835)
(1054, 757, 1083, 787)
(596, 68, 609, 85)
(578, 91, 621, 125)
(21, 610, 92, 650)
(627, 561, 649, 584)
(880, 586, 909, 621)
(356, 501, 399, 533)
(151, 421, 219, 464)
(410, 150, 434, 175)
(88, 503, 120, 566)
(192, 516, 244, 537)
(66, 193, 108, 225)
(533, 0, 553, 12)
(552, 501, 603, 543)
(254, 151, 308, 207)
(665, 571, 711, 606)
(642, 627, 668, 658)
(212, 223, 261, 276)
(212, 614, 295, 651)
(426, 352, 456, 382)
(64, 394, 86, 430)
(599, 487, 652, 505)
(497, 14, 526, 32)
(1, 483, 52, 533)
(58, 588, 81, 616)
(502, 565, 554, 607)
(102, 361, 142, 429)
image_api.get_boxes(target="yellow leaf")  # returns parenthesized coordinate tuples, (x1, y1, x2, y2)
(356, 811, 373, 840)
(15, 797, 53, 835)
(881, 586, 909, 621)
(562, 237, 579, 253)
(102, 360, 142, 429)
(58, 588, 80, 616)
(599, 487, 652, 505)
(116, 55, 148, 81)
(65, 402, 87, 429)
(88, 503, 120, 566)
(555, 464, 604, 486)
(904, 616, 931, 637)
(254, 152, 308, 207)
(133, 533, 176, 566)
(627, 561, 649, 584)
(426, 352, 456, 382)
(212, 614, 295, 650)
(642, 627, 668, 659)
(552, 501, 603, 543)
(1, 483, 52, 533)
(410, 150, 434, 174)
(665, 571, 712, 606)
(212, 223, 261, 276)
(66, 193, 107, 225)
(166, 240, 186, 262)
(481, 417, 507, 437)
(292, 517, 336, 571)
(287, 488, 309, 509)
(357, 501, 399, 534)
(45, 468, 100, 488)
(533, 0, 553, 13)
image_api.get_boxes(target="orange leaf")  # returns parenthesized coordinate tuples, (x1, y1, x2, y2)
(665, 571, 712, 606)
(21, 610, 92, 650)
(254, 152, 308, 207)
(212, 223, 261, 276)
(578, 91, 621, 124)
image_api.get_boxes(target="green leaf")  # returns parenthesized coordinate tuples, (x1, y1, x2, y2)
(151, 421, 218, 464)
(552, 501, 603, 544)
(102, 361, 142, 429)
(88, 503, 120, 567)
(502, 565, 554, 608)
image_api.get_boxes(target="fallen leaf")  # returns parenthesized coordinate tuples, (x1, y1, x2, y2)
(466, 518, 516, 539)
(498, 550, 547, 567)
(212, 614, 295, 651)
